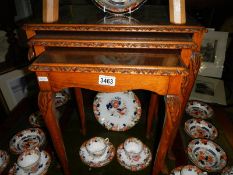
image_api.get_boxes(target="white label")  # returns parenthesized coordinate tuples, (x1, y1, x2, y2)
(38, 76, 49, 82)
(174, 0, 181, 23)
(98, 75, 116, 86)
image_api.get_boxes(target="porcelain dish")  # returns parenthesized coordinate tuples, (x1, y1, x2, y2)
(9, 128, 46, 154)
(170, 165, 205, 175)
(93, 0, 146, 14)
(186, 100, 214, 119)
(184, 118, 218, 140)
(0, 149, 10, 174)
(221, 166, 233, 175)
(54, 91, 70, 108)
(79, 139, 115, 168)
(187, 139, 227, 172)
(117, 142, 152, 171)
(93, 91, 141, 131)
(8, 150, 51, 175)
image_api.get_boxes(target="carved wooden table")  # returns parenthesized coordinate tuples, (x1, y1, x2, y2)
(24, 5, 205, 175)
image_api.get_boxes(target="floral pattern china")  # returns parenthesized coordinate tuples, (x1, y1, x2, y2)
(170, 165, 205, 175)
(8, 150, 51, 175)
(117, 141, 152, 171)
(186, 100, 214, 119)
(93, 91, 141, 131)
(187, 139, 227, 172)
(0, 149, 10, 174)
(9, 128, 46, 154)
(184, 118, 218, 140)
(79, 139, 115, 168)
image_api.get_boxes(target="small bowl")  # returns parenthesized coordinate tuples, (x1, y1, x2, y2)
(0, 150, 10, 174)
(184, 118, 218, 140)
(186, 100, 214, 119)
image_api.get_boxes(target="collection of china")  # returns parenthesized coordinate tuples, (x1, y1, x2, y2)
(79, 137, 115, 168)
(170, 165, 206, 175)
(79, 136, 152, 171)
(9, 128, 46, 154)
(184, 118, 218, 140)
(93, 0, 146, 14)
(116, 137, 152, 171)
(185, 100, 214, 119)
(0, 149, 10, 174)
(187, 139, 227, 172)
(93, 91, 141, 131)
(8, 150, 51, 175)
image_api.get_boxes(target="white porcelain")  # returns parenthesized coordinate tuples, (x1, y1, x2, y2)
(184, 118, 218, 140)
(117, 141, 152, 171)
(9, 128, 46, 154)
(93, 91, 141, 131)
(221, 166, 233, 175)
(187, 139, 227, 172)
(9, 150, 51, 175)
(0, 150, 10, 174)
(181, 165, 205, 175)
(123, 137, 143, 161)
(186, 100, 214, 119)
(17, 148, 41, 173)
(79, 139, 115, 168)
(85, 137, 109, 157)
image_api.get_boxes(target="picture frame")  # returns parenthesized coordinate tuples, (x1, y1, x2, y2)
(198, 30, 228, 78)
(190, 75, 226, 105)
(0, 68, 38, 111)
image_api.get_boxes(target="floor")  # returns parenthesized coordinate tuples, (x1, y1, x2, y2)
(0, 89, 233, 175)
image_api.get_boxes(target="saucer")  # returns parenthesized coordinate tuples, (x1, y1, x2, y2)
(93, 91, 141, 131)
(187, 139, 227, 172)
(9, 128, 46, 154)
(79, 140, 115, 168)
(186, 100, 214, 119)
(184, 118, 218, 140)
(0, 150, 10, 174)
(180, 165, 205, 175)
(8, 150, 51, 175)
(170, 166, 183, 175)
(117, 143, 152, 171)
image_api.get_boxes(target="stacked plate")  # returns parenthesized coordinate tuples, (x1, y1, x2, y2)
(183, 100, 228, 173)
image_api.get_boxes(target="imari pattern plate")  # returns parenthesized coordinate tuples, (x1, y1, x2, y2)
(93, 91, 141, 131)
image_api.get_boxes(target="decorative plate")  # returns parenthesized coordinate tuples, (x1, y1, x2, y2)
(93, 91, 141, 131)
(8, 150, 51, 175)
(117, 143, 152, 171)
(187, 139, 227, 172)
(184, 118, 218, 140)
(0, 150, 10, 174)
(29, 111, 44, 127)
(54, 91, 70, 108)
(186, 100, 214, 119)
(221, 166, 233, 175)
(79, 140, 115, 168)
(9, 128, 46, 154)
(93, 0, 146, 14)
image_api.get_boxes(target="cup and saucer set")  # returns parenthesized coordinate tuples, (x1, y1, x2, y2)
(79, 137, 152, 171)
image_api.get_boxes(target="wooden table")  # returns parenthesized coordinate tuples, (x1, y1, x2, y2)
(24, 5, 206, 175)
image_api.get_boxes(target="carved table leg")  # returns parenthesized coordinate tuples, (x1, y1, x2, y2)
(146, 93, 159, 138)
(152, 95, 182, 175)
(74, 88, 86, 135)
(38, 91, 71, 175)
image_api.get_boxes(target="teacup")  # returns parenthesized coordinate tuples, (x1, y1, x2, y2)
(123, 137, 143, 161)
(180, 165, 206, 175)
(86, 137, 109, 157)
(17, 148, 41, 173)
